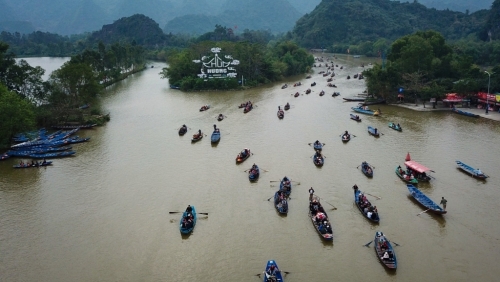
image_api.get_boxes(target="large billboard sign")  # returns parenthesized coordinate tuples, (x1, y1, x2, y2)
(192, 47, 239, 79)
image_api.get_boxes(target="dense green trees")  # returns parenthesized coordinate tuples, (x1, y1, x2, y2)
(0, 84, 36, 147)
(364, 31, 484, 103)
(161, 40, 313, 90)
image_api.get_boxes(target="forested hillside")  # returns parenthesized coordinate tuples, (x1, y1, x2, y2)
(292, 0, 486, 48)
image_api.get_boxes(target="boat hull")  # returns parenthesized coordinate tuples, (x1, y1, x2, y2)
(407, 184, 446, 214)
(263, 260, 284, 282)
(355, 190, 379, 223)
(395, 166, 418, 184)
(249, 166, 260, 181)
(361, 162, 373, 177)
(374, 232, 397, 269)
(388, 123, 402, 132)
(274, 192, 288, 214)
(367, 126, 380, 137)
(352, 107, 378, 116)
(455, 160, 488, 179)
(350, 114, 361, 122)
(179, 206, 197, 234)
(211, 131, 220, 143)
(452, 108, 479, 118)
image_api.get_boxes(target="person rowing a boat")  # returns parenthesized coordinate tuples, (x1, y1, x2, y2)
(309, 187, 315, 201)
(267, 264, 279, 276)
(185, 205, 193, 214)
(42, 158, 47, 165)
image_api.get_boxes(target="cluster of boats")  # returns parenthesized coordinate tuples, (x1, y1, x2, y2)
(2, 127, 91, 166)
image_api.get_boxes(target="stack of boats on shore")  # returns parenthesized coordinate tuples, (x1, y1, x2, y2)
(3, 127, 91, 163)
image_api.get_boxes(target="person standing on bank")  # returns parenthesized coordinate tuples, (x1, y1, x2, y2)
(309, 187, 315, 201)
(440, 197, 447, 210)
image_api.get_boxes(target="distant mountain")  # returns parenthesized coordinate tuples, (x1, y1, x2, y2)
(0, 21, 35, 34)
(413, 0, 493, 13)
(88, 14, 168, 46)
(164, 0, 302, 34)
(292, 0, 486, 47)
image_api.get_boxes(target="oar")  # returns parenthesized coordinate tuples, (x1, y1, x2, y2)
(267, 196, 274, 201)
(198, 213, 209, 215)
(390, 241, 401, 246)
(352, 135, 357, 137)
(365, 193, 381, 200)
(417, 208, 431, 216)
(364, 240, 373, 247)
(314, 194, 337, 210)
(169, 211, 181, 214)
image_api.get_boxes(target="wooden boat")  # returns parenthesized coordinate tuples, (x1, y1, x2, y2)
(13, 161, 53, 168)
(367, 126, 380, 137)
(353, 74, 358, 79)
(327, 83, 337, 88)
(1, 153, 10, 160)
(327, 78, 333, 82)
(313, 152, 324, 167)
(277, 109, 284, 119)
(361, 162, 373, 177)
(332, 92, 340, 97)
(311, 82, 316, 86)
(279, 177, 292, 196)
(199, 105, 210, 112)
(352, 106, 378, 116)
(62, 137, 90, 144)
(341, 133, 350, 142)
(350, 114, 361, 122)
(305, 89, 311, 94)
(294, 92, 299, 97)
(308, 196, 333, 240)
(313, 141, 323, 151)
(281, 84, 288, 89)
(263, 260, 284, 282)
(238, 103, 247, 108)
(455, 160, 488, 179)
(179, 206, 197, 234)
(374, 232, 397, 269)
(306, 75, 312, 79)
(217, 114, 224, 121)
(319, 90, 325, 96)
(354, 189, 379, 222)
(452, 107, 479, 118)
(344, 98, 365, 102)
(407, 184, 447, 214)
(395, 166, 418, 184)
(191, 132, 203, 142)
(284, 103, 290, 111)
(274, 191, 288, 214)
(293, 82, 301, 87)
(388, 122, 402, 132)
(28, 151, 76, 159)
(248, 165, 260, 181)
(178, 126, 187, 135)
(51, 124, 96, 130)
(404, 160, 432, 182)
(236, 148, 251, 163)
(347, 75, 351, 79)
(211, 129, 220, 143)
(363, 99, 386, 106)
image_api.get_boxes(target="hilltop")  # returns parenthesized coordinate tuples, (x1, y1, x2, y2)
(292, 0, 487, 47)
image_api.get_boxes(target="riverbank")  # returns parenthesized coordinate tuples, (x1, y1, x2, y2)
(393, 102, 500, 122)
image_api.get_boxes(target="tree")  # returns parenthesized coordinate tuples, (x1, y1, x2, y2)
(0, 84, 36, 147)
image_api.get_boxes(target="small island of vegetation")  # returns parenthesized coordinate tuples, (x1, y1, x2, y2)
(160, 39, 314, 91)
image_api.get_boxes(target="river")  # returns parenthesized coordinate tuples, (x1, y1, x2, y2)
(1, 55, 500, 281)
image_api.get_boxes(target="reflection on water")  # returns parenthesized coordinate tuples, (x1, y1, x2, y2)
(1, 55, 500, 281)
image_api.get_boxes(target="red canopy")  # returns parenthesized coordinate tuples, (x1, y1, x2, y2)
(404, 161, 431, 173)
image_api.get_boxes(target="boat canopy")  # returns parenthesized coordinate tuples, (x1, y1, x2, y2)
(404, 161, 431, 173)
